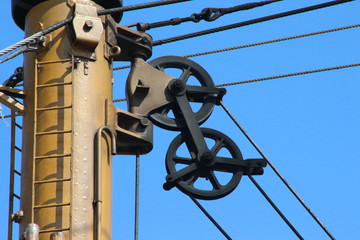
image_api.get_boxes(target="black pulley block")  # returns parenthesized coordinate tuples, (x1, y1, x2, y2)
(148, 56, 217, 131)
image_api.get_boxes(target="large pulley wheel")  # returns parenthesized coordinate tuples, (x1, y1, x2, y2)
(165, 128, 244, 200)
(148, 56, 216, 131)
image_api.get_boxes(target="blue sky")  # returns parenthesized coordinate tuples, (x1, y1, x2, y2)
(1, 0, 360, 239)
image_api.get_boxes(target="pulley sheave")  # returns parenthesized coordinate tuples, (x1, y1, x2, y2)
(148, 56, 217, 131)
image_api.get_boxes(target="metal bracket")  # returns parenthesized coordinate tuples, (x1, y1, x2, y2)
(113, 25, 153, 61)
(115, 108, 153, 155)
(70, 2, 104, 59)
(126, 58, 175, 116)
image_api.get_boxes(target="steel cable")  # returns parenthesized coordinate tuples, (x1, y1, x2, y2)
(183, 24, 360, 59)
(134, 154, 140, 240)
(153, 0, 355, 46)
(114, 24, 360, 71)
(4, 62, 359, 111)
(0, 0, 190, 58)
(110, 62, 360, 103)
(216, 63, 360, 87)
(189, 196, 232, 240)
(127, 0, 283, 31)
(219, 101, 336, 240)
(248, 175, 304, 239)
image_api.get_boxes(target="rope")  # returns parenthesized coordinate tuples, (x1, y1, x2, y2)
(113, 24, 360, 72)
(220, 101, 336, 240)
(113, 98, 127, 103)
(153, 0, 355, 46)
(114, 66, 131, 71)
(5, 62, 360, 109)
(183, 24, 360, 58)
(111, 62, 360, 103)
(216, 63, 360, 87)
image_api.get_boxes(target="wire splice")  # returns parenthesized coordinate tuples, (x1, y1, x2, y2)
(128, 0, 283, 31)
(153, 0, 355, 46)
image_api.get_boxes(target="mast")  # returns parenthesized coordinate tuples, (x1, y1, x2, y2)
(11, 0, 122, 239)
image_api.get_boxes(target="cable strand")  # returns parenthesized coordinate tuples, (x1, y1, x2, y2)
(189, 196, 232, 240)
(153, 0, 355, 46)
(248, 175, 304, 240)
(220, 101, 336, 240)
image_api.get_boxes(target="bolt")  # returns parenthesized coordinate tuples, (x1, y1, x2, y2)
(83, 20, 94, 32)
(200, 150, 215, 167)
(169, 79, 186, 95)
(141, 36, 149, 43)
(139, 117, 150, 128)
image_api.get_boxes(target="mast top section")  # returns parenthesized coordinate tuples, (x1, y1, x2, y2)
(11, 0, 123, 30)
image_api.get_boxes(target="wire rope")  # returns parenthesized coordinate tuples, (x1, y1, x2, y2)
(134, 154, 140, 240)
(113, 24, 360, 71)
(183, 24, 360, 59)
(4, 62, 359, 110)
(127, 0, 283, 31)
(189, 196, 232, 240)
(153, 0, 355, 46)
(216, 63, 360, 87)
(110, 62, 360, 103)
(219, 101, 336, 240)
(248, 175, 304, 239)
(0, 0, 190, 58)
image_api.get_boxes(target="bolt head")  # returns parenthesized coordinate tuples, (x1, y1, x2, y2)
(83, 20, 94, 32)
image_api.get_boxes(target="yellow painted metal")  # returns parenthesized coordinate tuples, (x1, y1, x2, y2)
(20, 0, 116, 239)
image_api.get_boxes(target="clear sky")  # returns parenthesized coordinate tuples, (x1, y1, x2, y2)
(1, 0, 359, 239)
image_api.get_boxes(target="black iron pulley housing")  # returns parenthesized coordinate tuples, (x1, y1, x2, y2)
(12, 0, 123, 30)
(148, 56, 216, 131)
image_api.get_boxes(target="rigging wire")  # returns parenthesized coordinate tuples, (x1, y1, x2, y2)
(110, 62, 360, 103)
(216, 63, 360, 87)
(127, 0, 283, 31)
(219, 101, 336, 240)
(0, 0, 190, 58)
(134, 154, 141, 240)
(153, 0, 355, 46)
(248, 175, 304, 239)
(183, 24, 360, 59)
(113, 23, 360, 71)
(4, 62, 360, 110)
(189, 196, 232, 240)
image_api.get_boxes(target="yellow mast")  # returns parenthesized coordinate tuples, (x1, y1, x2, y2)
(13, 0, 122, 238)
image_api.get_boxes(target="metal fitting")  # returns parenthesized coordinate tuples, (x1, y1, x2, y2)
(50, 232, 65, 240)
(24, 223, 40, 240)
(10, 210, 24, 223)
(83, 20, 94, 32)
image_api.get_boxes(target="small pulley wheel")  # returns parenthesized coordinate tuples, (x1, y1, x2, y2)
(165, 128, 244, 200)
(148, 56, 216, 131)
